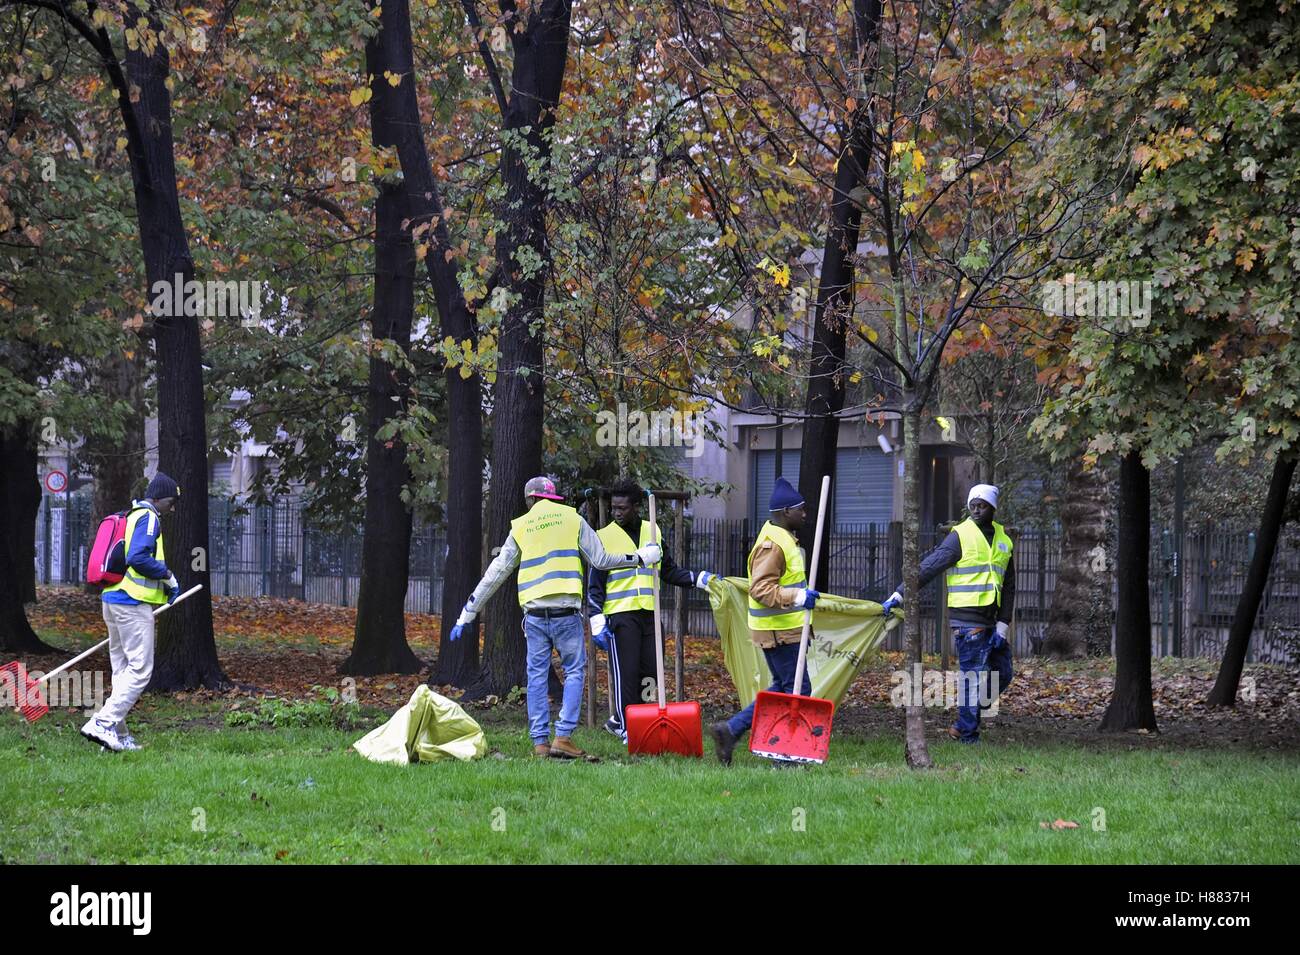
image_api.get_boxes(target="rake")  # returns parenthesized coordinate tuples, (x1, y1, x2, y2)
(1, 584, 203, 722)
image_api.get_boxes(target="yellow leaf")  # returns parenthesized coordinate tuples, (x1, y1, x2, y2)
(866, 327, 878, 343)
(349, 86, 372, 106)
(384, 70, 401, 87)
(115, 137, 127, 152)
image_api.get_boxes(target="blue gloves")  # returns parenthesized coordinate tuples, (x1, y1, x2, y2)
(450, 600, 477, 642)
(990, 621, 1010, 650)
(881, 592, 902, 615)
(695, 571, 716, 591)
(792, 588, 819, 610)
(590, 613, 612, 652)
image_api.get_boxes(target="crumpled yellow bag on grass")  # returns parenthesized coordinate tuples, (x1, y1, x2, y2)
(707, 576, 901, 707)
(353, 684, 487, 764)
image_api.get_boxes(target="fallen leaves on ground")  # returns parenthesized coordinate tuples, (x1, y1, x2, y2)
(15, 588, 1300, 743)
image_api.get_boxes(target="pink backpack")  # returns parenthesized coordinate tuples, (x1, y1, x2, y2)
(86, 508, 137, 588)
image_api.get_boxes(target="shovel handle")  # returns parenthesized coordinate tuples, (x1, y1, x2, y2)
(792, 476, 831, 696)
(36, 584, 204, 686)
(648, 493, 666, 709)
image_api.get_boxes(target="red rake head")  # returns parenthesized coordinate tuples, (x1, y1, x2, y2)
(0, 661, 50, 723)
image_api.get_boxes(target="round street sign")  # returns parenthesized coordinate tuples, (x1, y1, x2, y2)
(45, 470, 68, 494)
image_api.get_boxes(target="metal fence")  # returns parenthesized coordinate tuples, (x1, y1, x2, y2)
(35, 495, 1299, 663)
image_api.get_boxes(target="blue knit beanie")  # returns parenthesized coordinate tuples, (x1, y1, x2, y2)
(769, 477, 804, 511)
(145, 472, 180, 501)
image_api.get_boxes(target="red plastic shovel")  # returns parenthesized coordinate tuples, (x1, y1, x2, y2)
(625, 493, 703, 757)
(749, 475, 836, 764)
(1, 584, 203, 722)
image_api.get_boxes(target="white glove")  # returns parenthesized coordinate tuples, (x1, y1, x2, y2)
(590, 613, 607, 636)
(636, 542, 662, 566)
(695, 571, 715, 590)
(996, 621, 1010, 639)
(164, 573, 179, 591)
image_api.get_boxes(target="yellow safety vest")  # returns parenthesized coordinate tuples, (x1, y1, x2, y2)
(946, 518, 1013, 609)
(511, 500, 584, 605)
(747, 521, 807, 631)
(102, 506, 167, 605)
(597, 520, 658, 614)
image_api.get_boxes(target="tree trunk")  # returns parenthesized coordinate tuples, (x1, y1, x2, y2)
(6, 423, 40, 605)
(1098, 450, 1157, 731)
(340, 180, 423, 676)
(1044, 455, 1112, 658)
(1206, 454, 1297, 706)
(796, 0, 881, 587)
(468, 0, 573, 701)
(118, 12, 223, 691)
(86, 344, 147, 547)
(901, 403, 932, 767)
(0, 425, 56, 653)
(364, 0, 484, 686)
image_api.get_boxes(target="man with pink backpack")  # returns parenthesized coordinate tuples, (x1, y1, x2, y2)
(82, 473, 182, 752)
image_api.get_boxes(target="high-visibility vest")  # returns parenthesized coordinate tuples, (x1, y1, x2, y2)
(510, 500, 584, 605)
(102, 505, 167, 605)
(747, 521, 807, 631)
(596, 520, 658, 614)
(946, 518, 1013, 609)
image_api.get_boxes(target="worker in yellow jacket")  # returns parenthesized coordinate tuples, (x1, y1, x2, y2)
(449, 477, 661, 759)
(878, 483, 1015, 743)
(710, 477, 819, 765)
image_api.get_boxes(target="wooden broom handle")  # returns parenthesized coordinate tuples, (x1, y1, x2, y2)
(648, 493, 666, 709)
(37, 584, 204, 685)
(792, 476, 831, 695)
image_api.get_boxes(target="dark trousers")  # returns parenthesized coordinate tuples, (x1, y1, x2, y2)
(953, 625, 1014, 741)
(607, 609, 658, 731)
(726, 641, 812, 738)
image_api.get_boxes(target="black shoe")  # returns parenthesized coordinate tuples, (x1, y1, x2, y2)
(710, 722, 737, 766)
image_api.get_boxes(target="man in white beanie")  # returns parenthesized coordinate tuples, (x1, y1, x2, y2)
(878, 483, 1015, 743)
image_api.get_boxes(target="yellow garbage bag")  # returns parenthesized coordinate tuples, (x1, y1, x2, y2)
(353, 684, 487, 764)
(707, 576, 900, 707)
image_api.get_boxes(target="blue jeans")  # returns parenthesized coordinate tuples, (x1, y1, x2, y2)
(524, 612, 586, 744)
(727, 642, 812, 738)
(953, 625, 1013, 742)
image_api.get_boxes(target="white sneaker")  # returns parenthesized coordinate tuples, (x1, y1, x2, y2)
(81, 718, 124, 753)
(119, 734, 141, 751)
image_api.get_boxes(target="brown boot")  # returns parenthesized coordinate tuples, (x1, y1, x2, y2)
(548, 736, 585, 759)
(533, 742, 551, 757)
(947, 726, 962, 740)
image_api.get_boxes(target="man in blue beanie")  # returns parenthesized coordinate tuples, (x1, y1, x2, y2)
(82, 472, 181, 752)
(710, 476, 819, 765)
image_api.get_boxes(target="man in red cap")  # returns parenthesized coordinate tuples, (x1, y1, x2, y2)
(449, 476, 661, 758)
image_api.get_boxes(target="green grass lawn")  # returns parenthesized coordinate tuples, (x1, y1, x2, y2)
(4, 699, 1297, 864)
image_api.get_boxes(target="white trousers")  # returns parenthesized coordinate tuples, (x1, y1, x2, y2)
(95, 601, 155, 729)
